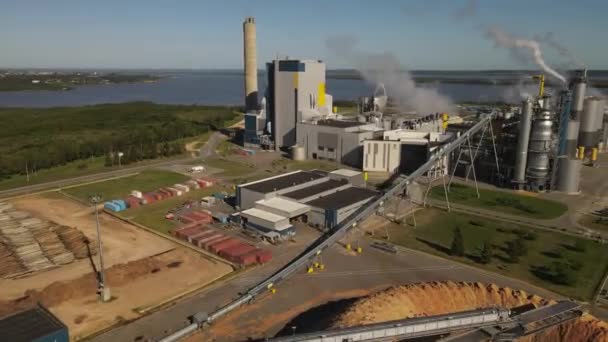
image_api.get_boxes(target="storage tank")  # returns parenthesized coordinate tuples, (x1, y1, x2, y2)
(579, 97, 602, 147)
(526, 97, 554, 190)
(512, 98, 534, 186)
(291, 145, 306, 161)
(243, 17, 258, 112)
(555, 158, 582, 194)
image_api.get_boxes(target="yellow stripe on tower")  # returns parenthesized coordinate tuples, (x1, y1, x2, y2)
(318, 83, 326, 106)
(293, 72, 298, 88)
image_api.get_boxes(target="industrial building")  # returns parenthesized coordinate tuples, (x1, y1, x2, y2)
(363, 129, 454, 174)
(450, 70, 607, 193)
(0, 304, 68, 342)
(236, 169, 376, 235)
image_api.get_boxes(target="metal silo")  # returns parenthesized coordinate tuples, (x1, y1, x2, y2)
(526, 97, 554, 190)
(579, 97, 602, 148)
(556, 120, 582, 193)
(512, 98, 534, 187)
(570, 71, 587, 120)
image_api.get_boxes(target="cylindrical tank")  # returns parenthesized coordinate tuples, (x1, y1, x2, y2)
(579, 97, 602, 147)
(513, 98, 534, 184)
(555, 158, 582, 194)
(565, 120, 580, 159)
(243, 17, 258, 112)
(571, 78, 587, 120)
(594, 99, 606, 143)
(527, 101, 554, 183)
(382, 118, 392, 131)
(291, 145, 306, 161)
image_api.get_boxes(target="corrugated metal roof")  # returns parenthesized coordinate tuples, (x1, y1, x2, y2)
(307, 187, 378, 210)
(282, 179, 348, 200)
(241, 208, 287, 223)
(0, 305, 67, 342)
(255, 197, 309, 213)
(239, 170, 324, 193)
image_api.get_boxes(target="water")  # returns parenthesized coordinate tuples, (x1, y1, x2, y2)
(0, 71, 603, 108)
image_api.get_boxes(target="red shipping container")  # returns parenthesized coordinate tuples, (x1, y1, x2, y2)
(175, 226, 203, 240)
(220, 243, 257, 259)
(198, 234, 226, 249)
(192, 231, 217, 244)
(236, 251, 259, 265)
(255, 250, 272, 264)
(203, 236, 230, 250)
(187, 229, 210, 243)
(209, 238, 241, 254)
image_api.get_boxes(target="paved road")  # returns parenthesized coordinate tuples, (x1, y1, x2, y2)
(89, 236, 562, 342)
(0, 157, 193, 199)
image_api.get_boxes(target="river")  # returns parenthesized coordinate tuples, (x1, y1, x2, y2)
(0, 71, 595, 108)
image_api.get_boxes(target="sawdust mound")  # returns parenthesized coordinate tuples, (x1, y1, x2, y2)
(0, 255, 167, 317)
(329, 281, 608, 342)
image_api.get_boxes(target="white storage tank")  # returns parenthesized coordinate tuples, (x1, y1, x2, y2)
(291, 145, 306, 161)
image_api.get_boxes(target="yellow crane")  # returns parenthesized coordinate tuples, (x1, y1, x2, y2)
(533, 74, 545, 97)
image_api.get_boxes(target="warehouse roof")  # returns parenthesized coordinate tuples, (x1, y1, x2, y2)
(0, 305, 67, 342)
(307, 187, 378, 210)
(241, 208, 288, 223)
(330, 169, 361, 177)
(282, 179, 348, 200)
(255, 197, 310, 214)
(239, 170, 325, 193)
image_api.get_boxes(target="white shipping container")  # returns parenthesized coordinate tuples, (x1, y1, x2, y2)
(174, 184, 190, 192)
(131, 190, 143, 198)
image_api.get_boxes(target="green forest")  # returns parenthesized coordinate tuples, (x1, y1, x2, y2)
(0, 102, 238, 179)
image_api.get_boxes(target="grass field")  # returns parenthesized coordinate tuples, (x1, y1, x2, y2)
(385, 208, 608, 300)
(430, 183, 568, 219)
(0, 155, 190, 191)
(120, 187, 219, 235)
(203, 158, 253, 178)
(63, 170, 189, 202)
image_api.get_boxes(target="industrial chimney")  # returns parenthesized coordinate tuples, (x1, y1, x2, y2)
(243, 17, 258, 112)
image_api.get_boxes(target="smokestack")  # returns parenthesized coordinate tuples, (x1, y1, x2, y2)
(243, 17, 258, 112)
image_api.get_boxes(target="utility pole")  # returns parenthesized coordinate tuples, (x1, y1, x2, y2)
(89, 193, 111, 302)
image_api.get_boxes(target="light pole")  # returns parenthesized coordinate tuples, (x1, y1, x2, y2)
(89, 193, 111, 302)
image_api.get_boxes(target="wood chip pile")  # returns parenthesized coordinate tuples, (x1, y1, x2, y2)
(0, 201, 94, 278)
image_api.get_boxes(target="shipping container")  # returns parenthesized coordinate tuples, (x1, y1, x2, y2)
(209, 238, 241, 254)
(255, 249, 273, 263)
(167, 187, 182, 196)
(176, 226, 204, 240)
(192, 230, 217, 245)
(131, 190, 143, 198)
(219, 243, 257, 259)
(201, 235, 230, 250)
(195, 234, 224, 248)
(124, 196, 141, 208)
(113, 200, 127, 211)
(187, 229, 210, 243)
(185, 180, 200, 190)
(236, 250, 259, 265)
(174, 184, 190, 193)
(103, 202, 121, 212)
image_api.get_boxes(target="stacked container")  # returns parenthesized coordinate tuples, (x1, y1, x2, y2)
(174, 184, 190, 193)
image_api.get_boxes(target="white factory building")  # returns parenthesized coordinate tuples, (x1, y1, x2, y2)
(236, 169, 377, 237)
(363, 130, 454, 174)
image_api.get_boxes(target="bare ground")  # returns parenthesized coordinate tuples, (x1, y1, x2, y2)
(2, 194, 233, 339)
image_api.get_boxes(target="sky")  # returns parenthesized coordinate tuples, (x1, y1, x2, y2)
(1, 0, 607, 70)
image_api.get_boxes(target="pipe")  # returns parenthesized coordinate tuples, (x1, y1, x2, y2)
(158, 324, 198, 342)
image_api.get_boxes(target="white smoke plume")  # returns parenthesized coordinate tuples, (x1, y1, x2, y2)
(484, 26, 567, 85)
(534, 32, 586, 69)
(325, 36, 454, 114)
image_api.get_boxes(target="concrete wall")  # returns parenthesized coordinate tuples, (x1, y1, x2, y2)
(363, 140, 401, 172)
(296, 123, 377, 167)
(272, 60, 327, 149)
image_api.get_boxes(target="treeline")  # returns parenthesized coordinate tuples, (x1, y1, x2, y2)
(0, 102, 237, 179)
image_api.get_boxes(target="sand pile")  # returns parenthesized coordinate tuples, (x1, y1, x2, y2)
(327, 281, 607, 342)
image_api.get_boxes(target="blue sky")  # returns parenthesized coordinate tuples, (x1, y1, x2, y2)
(1, 0, 606, 70)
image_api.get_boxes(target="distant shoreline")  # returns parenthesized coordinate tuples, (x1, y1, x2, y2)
(0, 72, 161, 92)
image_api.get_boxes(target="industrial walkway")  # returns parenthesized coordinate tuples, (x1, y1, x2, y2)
(264, 301, 582, 342)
